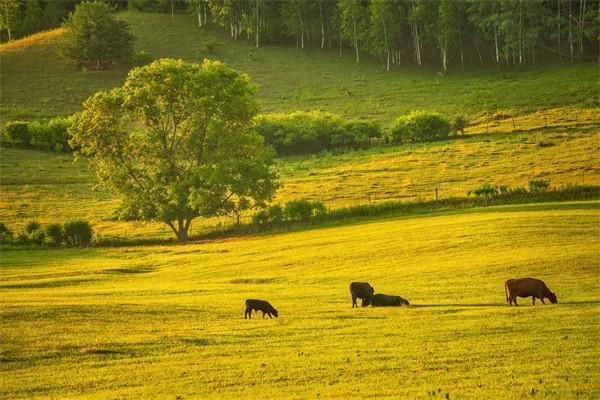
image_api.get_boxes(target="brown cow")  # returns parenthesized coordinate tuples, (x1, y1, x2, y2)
(505, 278, 557, 306)
(350, 282, 374, 308)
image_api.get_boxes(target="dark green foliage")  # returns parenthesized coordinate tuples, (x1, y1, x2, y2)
(57, 1, 134, 70)
(128, 0, 186, 13)
(205, 39, 217, 55)
(252, 199, 326, 228)
(451, 114, 469, 135)
(28, 117, 72, 152)
(3, 117, 72, 152)
(25, 220, 41, 234)
(529, 179, 550, 192)
(254, 112, 381, 155)
(4, 121, 31, 146)
(391, 111, 451, 143)
(285, 199, 326, 223)
(63, 220, 93, 246)
(131, 50, 153, 67)
(0, 222, 13, 243)
(44, 223, 64, 246)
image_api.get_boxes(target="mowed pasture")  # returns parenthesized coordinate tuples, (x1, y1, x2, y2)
(1, 203, 599, 399)
(1, 119, 598, 239)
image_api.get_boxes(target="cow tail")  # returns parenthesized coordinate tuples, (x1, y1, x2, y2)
(504, 280, 510, 304)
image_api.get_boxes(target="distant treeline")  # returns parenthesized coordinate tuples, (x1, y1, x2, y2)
(155, 0, 597, 70)
(2, 1, 597, 71)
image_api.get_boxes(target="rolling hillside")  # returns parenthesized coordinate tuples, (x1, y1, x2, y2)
(1, 11, 598, 123)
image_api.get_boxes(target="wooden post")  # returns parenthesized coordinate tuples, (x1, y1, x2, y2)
(435, 187, 439, 201)
(544, 115, 548, 128)
(511, 114, 516, 131)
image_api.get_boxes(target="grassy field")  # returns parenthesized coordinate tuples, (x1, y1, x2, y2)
(1, 118, 598, 239)
(1, 12, 598, 123)
(1, 202, 599, 399)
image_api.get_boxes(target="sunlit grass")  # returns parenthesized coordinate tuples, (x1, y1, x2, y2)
(1, 203, 599, 398)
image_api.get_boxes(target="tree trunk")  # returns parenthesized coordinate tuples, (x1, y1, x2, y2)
(382, 21, 390, 71)
(300, 12, 305, 49)
(255, 0, 259, 48)
(170, 0, 174, 18)
(557, 0, 561, 61)
(518, 0, 522, 66)
(494, 14, 500, 69)
(319, 1, 325, 49)
(569, 0, 574, 61)
(579, 0, 586, 56)
(352, 15, 359, 63)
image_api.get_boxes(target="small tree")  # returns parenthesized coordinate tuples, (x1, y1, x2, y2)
(57, 1, 134, 70)
(70, 59, 278, 241)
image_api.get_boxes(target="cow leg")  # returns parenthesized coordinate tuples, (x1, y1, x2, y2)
(268, 312, 273, 319)
(352, 295, 357, 308)
(541, 298, 546, 305)
(513, 297, 519, 306)
(246, 308, 252, 319)
(262, 311, 266, 318)
(532, 297, 536, 305)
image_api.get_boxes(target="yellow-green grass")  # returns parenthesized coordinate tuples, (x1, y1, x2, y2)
(1, 11, 598, 123)
(2, 118, 598, 239)
(1, 203, 599, 398)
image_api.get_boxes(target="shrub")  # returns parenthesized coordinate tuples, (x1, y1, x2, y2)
(29, 117, 72, 152)
(63, 220, 93, 246)
(285, 199, 327, 223)
(131, 50, 153, 67)
(254, 111, 372, 155)
(469, 183, 499, 197)
(391, 111, 451, 143)
(451, 114, 469, 135)
(27, 229, 46, 245)
(252, 204, 285, 227)
(25, 221, 41, 234)
(4, 120, 31, 146)
(529, 178, 550, 192)
(44, 223, 64, 246)
(0, 222, 13, 243)
(205, 40, 217, 55)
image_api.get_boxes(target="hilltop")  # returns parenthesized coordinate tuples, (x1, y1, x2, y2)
(1, 11, 598, 123)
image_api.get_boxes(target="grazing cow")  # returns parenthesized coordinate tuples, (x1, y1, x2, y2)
(371, 293, 410, 307)
(505, 278, 558, 306)
(245, 299, 278, 319)
(350, 282, 374, 308)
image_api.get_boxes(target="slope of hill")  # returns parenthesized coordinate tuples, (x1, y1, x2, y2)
(1, 11, 598, 123)
(1, 203, 598, 398)
(1, 119, 598, 239)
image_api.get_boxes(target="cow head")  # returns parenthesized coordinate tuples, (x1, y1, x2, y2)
(361, 297, 371, 307)
(547, 292, 558, 304)
(272, 308, 279, 317)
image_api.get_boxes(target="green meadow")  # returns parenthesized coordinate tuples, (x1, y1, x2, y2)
(1, 12, 598, 123)
(2, 203, 599, 399)
(1, 8, 599, 400)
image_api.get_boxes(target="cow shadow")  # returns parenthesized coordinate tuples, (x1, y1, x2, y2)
(411, 303, 499, 308)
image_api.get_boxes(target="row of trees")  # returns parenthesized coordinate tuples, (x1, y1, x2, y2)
(201, 0, 598, 70)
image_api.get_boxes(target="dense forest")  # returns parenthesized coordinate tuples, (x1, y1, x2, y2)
(2, 0, 598, 71)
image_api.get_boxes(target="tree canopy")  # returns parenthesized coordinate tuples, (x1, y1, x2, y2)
(70, 58, 278, 240)
(57, 0, 134, 70)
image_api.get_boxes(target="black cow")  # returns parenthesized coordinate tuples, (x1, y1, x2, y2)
(350, 282, 374, 308)
(371, 293, 410, 307)
(244, 299, 278, 319)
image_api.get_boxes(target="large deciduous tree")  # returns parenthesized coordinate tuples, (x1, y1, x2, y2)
(57, 0, 134, 70)
(70, 59, 279, 241)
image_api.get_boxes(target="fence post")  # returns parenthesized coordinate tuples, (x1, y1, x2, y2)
(511, 114, 516, 131)
(435, 187, 438, 201)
